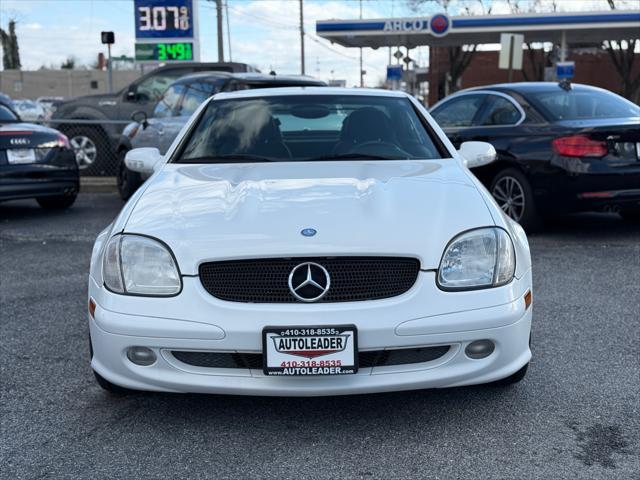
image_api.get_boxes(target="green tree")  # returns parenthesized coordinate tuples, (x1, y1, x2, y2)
(0, 20, 21, 70)
(61, 57, 76, 70)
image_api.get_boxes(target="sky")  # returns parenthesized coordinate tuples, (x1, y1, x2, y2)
(0, 0, 635, 87)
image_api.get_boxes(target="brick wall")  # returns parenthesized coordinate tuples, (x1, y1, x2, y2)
(428, 47, 640, 106)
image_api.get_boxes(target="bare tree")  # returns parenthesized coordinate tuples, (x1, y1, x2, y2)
(409, 0, 489, 96)
(506, 0, 555, 82)
(605, 0, 639, 102)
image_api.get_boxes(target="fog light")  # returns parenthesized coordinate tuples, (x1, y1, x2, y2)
(126, 346, 156, 366)
(465, 340, 495, 359)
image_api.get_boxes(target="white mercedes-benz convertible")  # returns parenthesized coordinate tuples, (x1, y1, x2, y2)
(88, 88, 532, 396)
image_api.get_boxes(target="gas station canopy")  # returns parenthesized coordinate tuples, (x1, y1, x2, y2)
(316, 10, 640, 48)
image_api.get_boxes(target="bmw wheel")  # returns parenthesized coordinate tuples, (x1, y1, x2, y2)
(491, 168, 540, 231)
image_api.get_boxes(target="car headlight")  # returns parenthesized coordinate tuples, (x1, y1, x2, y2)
(102, 234, 181, 296)
(438, 227, 515, 291)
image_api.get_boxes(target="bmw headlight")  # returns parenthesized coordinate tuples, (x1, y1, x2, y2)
(102, 234, 181, 296)
(438, 228, 515, 291)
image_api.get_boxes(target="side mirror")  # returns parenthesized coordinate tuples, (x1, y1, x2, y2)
(131, 110, 149, 129)
(125, 147, 162, 175)
(125, 85, 138, 102)
(458, 141, 496, 169)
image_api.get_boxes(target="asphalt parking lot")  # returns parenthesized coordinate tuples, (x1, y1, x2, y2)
(1, 193, 639, 479)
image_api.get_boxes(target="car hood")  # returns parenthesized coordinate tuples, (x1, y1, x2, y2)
(124, 160, 494, 274)
(57, 92, 119, 105)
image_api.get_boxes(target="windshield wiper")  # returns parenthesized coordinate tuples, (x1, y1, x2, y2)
(303, 153, 401, 161)
(180, 154, 279, 163)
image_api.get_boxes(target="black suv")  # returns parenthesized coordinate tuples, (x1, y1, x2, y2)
(50, 62, 257, 175)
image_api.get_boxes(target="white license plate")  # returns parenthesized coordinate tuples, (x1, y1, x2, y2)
(263, 325, 358, 376)
(7, 148, 36, 164)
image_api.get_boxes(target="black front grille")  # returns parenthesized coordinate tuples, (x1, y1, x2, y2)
(199, 257, 420, 303)
(357, 346, 451, 367)
(171, 351, 263, 369)
(171, 346, 449, 370)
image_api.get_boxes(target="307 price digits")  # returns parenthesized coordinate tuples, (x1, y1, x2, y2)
(139, 6, 190, 31)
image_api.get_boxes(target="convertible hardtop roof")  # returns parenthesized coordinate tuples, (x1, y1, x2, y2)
(174, 71, 326, 87)
(213, 86, 410, 100)
(457, 82, 610, 96)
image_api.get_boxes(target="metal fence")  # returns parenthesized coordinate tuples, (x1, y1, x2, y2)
(35, 119, 131, 177)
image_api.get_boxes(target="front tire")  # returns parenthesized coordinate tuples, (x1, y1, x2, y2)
(116, 149, 143, 201)
(93, 370, 133, 394)
(490, 168, 540, 231)
(492, 363, 529, 386)
(37, 193, 77, 210)
(89, 338, 133, 394)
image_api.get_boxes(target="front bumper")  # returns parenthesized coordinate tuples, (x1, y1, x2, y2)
(89, 272, 533, 396)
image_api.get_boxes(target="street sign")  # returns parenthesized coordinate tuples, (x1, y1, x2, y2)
(101, 31, 114, 45)
(134, 0, 200, 63)
(556, 61, 575, 79)
(387, 65, 403, 81)
(499, 33, 524, 71)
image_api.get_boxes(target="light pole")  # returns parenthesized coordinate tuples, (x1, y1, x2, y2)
(101, 31, 115, 93)
(299, 0, 305, 75)
(359, 0, 363, 87)
(216, 0, 224, 62)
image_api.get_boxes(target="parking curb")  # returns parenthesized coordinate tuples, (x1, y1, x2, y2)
(81, 177, 118, 194)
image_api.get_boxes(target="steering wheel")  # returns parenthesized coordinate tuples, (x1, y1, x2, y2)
(349, 140, 411, 158)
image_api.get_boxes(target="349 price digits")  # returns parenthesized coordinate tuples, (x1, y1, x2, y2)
(157, 42, 193, 61)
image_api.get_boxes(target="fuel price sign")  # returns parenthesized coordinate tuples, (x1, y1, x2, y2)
(135, 42, 194, 61)
(134, 0, 200, 63)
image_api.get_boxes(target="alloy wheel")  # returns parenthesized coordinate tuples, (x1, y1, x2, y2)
(70, 135, 98, 169)
(492, 175, 526, 222)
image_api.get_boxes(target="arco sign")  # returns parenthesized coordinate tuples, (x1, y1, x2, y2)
(382, 14, 451, 36)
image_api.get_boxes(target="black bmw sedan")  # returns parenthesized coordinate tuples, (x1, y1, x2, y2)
(430, 82, 640, 230)
(0, 98, 79, 209)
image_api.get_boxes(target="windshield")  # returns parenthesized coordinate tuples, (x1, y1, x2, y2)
(0, 104, 19, 122)
(175, 94, 444, 163)
(527, 88, 640, 121)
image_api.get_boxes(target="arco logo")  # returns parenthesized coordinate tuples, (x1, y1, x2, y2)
(430, 14, 450, 36)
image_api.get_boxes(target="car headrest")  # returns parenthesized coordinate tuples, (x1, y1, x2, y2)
(340, 107, 394, 143)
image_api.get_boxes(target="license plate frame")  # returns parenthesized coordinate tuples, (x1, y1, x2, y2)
(262, 325, 358, 376)
(7, 148, 37, 164)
